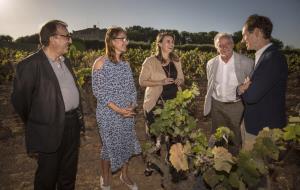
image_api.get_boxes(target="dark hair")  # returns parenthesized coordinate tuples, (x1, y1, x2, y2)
(39, 20, 68, 47)
(105, 26, 127, 63)
(244, 14, 273, 39)
(155, 32, 179, 63)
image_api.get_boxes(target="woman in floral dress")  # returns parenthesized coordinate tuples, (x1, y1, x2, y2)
(92, 26, 141, 190)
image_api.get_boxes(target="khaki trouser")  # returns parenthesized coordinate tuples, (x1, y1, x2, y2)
(241, 120, 256, 151)
(211, 98, 244, 155)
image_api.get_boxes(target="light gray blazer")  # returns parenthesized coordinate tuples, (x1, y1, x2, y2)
(203, 52, 254, 116)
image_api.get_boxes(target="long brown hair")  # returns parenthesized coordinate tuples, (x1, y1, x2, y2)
(155, 32, 179, 63)
(105, 26, 127, 63)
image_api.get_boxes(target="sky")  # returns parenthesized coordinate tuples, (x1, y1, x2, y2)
(0, 0, 299, 48)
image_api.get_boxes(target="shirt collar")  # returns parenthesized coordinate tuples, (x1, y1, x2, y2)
(218, 53, 234, 64)
(255, 43, 272, 65)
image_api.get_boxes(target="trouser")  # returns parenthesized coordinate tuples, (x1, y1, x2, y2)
(240, 120, 256, 151)
(34, 111, 81, 190)
(211, 98, 244, 155)
(144, 108, 156, 139)
(144, 101, 164, 143)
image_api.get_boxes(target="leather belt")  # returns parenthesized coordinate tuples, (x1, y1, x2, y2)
(213, 97, 241, 104)
(222, 100, 241, 104)
(65, 107, 79, 116)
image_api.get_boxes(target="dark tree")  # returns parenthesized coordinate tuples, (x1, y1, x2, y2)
(15, 34, 39, 44)
(232, 31, 243, 44)
(271, 38, 284, 49)
(0, 35, 13, 43)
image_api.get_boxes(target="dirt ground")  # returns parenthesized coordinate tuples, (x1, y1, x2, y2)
(0, 80, 210, 190)
(0, 74, 299, 190)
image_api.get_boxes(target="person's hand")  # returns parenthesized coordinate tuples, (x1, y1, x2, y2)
(162, 78, 174, 85)
(174, 78, 182, 86)
(243, 77, 252, 91)
(238, 77, 252, 94)
(244, 77, 250, 84)
(118, 106, 136, 118)
(108, 102, 136, 118)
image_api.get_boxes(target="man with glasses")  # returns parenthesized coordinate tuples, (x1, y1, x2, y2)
(12, 20, 85, 190)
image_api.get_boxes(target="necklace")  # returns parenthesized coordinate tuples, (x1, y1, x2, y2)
(162, 63, 171, 77)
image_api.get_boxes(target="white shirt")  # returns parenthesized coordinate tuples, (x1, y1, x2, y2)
(255, 43, 272, 67)
(212, 55, 239, 102)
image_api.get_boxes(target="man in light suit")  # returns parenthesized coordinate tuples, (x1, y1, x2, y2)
(239, 14, 288, 150)
(204, 33, 254, 155)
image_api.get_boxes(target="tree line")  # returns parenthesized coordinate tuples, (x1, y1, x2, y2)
(0, 25, 287, 50)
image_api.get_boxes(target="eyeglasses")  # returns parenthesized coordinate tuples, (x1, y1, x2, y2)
(113, 37, 129, 43)
(55, 33, 72, 40)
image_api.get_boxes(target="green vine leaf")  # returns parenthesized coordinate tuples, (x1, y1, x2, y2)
(239, 181, 246, 190)
(283, 123, 300, 141)
(288, 116, 300, 123)
(214, 126, 234, 143)
(212, 147, 234, 173)
(237, 151, 262, 186)
(202, 168, 220, 188)
(183, 141, 192, 155)
(169, 143, 189, 171)
(228, 171, 239, 188)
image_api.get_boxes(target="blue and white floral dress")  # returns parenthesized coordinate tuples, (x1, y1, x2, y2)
(92, 59, 141, 172)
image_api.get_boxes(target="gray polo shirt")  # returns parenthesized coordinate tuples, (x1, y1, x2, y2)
(48, 56, 79, 111)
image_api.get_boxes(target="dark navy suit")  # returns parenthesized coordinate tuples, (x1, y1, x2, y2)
(242, 44, 288, 135)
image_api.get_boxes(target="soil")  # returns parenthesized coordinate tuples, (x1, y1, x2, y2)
(0, 73, 299, 190)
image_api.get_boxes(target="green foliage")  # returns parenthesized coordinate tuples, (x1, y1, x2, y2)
(14, 50, 30, 62)
(0, 48, 30, 82)
(271, 38, 284, 49)
(214, 126, 234, 143)
(179, 49, 215, 83)
(141, 142, 154, 153)
(127, 41, 151, 50)
(74, 67, 92, 87)
(190, 129, 209, 155)
(146, 83, 299, 189)
(249, 128, 281, 161)
(203, 126, 300, 189)
(67, 47, 104, 68)
(202, 168, 221, 187)
(149, 84, 199, 139)
(15, 33, 39, 44)
(71, 40, 86, 51)
(1, 46, 299, 85)
(236, 150, 265, 187)
(285, 53, 300, 73)
(176, 44, 216, 52)
(0, 35, 13, 42)
(125, 48, 150, 78)
(289, 116, 300, 123)
(283, 123, 300, 142)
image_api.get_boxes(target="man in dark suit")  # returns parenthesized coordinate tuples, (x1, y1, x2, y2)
(239, 14, 288, 149)
(11, 20, 85, 190)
